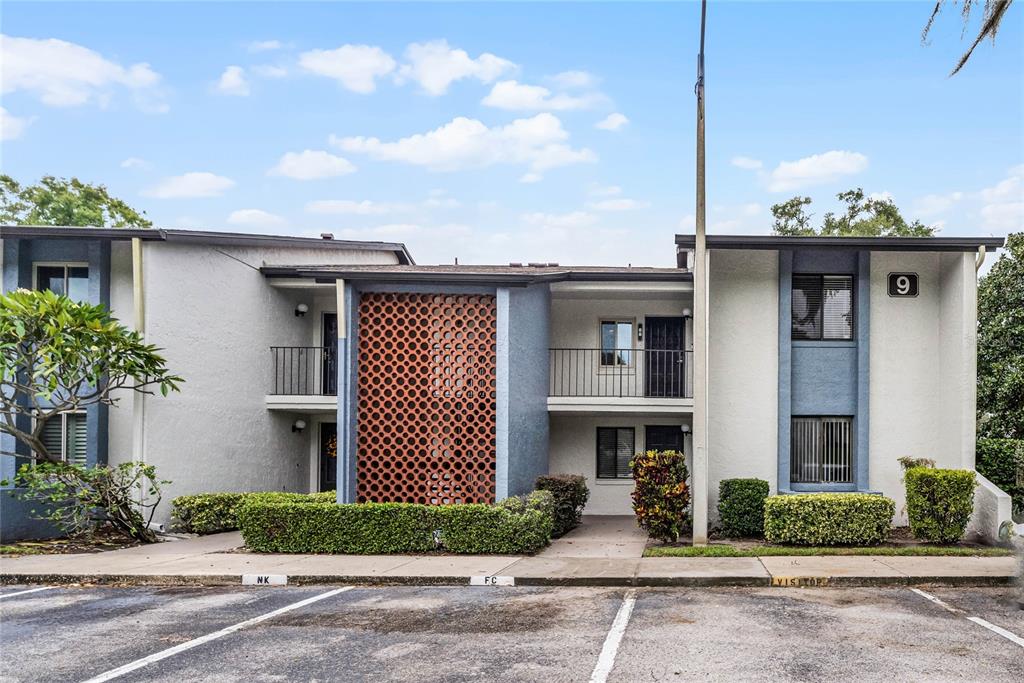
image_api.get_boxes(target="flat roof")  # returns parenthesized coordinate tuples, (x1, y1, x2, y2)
(261, 263, 691, 286)
(674, 234, 1005, 252)
(0, 225, 414, 264)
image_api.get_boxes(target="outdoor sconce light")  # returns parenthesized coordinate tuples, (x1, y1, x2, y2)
(295, 303, 309, 317)
(682, 307, 692, 318)
(681, 424, 691, 433)
(292, 419, 306, 433)
(637, 323, 644, 342)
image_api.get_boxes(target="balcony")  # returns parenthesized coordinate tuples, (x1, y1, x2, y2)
(548, 348, 693, 413)
(266, 346, 338, 412)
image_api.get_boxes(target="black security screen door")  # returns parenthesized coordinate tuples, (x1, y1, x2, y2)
(644, 316, 684, 398)
(645, 425, 684, 454)
(319, 422, 338, 493)
(322, 313, 338, 395)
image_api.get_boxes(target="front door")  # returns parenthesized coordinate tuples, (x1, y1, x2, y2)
(319, 422, 338, 493)
(644, 316, 685, 398)
(645, 425, 684, 454)
(322, 313, 338, 396)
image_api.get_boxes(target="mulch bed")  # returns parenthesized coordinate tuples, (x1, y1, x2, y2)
(1, 527, 142, 556)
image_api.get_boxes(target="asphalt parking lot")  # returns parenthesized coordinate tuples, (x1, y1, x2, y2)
(0, 584, 1021, 682)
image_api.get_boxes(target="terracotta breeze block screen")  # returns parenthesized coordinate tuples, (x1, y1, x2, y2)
(357, 292, 497, 504)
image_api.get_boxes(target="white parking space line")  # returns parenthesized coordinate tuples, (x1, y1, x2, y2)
(0, 586, 55, 600)
(589, 589, 637, 683)
(79, 587, 353, 683)
(910, 588, 1024, 649)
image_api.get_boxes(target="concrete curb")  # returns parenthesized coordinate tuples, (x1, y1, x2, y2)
(1, 573, 1016, 589)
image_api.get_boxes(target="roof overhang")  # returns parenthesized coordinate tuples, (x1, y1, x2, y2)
(674, 234, 1005, 252)
(260, 266, 692, 287)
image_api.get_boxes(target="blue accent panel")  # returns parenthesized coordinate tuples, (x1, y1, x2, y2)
(336, 284, 359, 504)
(777, 251, 793, 492)
(791, 345, 858, 414)
(0, 493, 62, 542)
(792, 249, 857, 274)
(495, 289, 510, 500)
(856, 251, 871, 488)
(504, 284, 550, 497)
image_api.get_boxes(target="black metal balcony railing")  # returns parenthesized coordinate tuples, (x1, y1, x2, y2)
(271, 346, 337, 396)
(549, 348, 693, 399)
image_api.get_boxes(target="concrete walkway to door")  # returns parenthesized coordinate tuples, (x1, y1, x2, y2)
(537, 515, 649, 559)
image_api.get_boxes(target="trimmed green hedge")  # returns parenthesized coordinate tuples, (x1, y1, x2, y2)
(238, 490, 555, 554)
(535, 474, 589, 537)
(905, 468, 976, 543)
(717, 478, 770, 538)
(172, 491, 336, 534)
(763, 493, 895, 546)
(976, 438, 1023, 516)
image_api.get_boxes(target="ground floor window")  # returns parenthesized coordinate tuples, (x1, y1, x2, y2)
(791, 416, 853, 484)
(37, 412, 88, 465)
(644, 425, 684, 454)
(597, 427, 635, 479)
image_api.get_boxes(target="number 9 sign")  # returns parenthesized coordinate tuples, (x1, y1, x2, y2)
(887, 272, 918, 297)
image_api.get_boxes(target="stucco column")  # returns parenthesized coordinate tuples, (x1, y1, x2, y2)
(691, 244, 710, 544)
(494, 287, 510, 501)
(335, 279, 358, 503)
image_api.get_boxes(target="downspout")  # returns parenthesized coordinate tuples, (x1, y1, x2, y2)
(975, 245, 986, 272)
(131, 238, 147, 509)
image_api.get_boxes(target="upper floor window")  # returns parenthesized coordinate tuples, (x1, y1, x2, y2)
(792, 275, 854, 341)
(35, 264, 89, 302)
(600, 320, 634, 366)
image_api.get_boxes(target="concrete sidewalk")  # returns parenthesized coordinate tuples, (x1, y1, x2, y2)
(1, 531, 1019, 588)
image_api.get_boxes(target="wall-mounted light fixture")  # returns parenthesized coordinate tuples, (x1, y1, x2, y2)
(295, 303, 309, 317)
(681, 424, 691, 434)
(682, 307, 692, 318)
(637, 322, 644, 342)
(292, 419, 307, 433)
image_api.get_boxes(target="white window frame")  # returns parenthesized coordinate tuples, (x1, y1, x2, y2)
(598, 318, 636, 368)
(32, 411, 88, 464)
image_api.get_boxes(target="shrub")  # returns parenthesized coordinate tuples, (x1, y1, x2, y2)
(535, 474, 589, 537)
(763, 493, 895, 546)
(898, 456, 936, 471)
(905, 468, 977, 543)
(631, 450, 690, 543)
(3, 462, 168, 543)
(717, 478, 770, 538)
(976, 438, 1024, 516)
(172, 491, 336, 534)
(238, 491, 555, 555)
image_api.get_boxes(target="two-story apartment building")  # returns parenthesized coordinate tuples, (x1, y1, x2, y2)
(1, 225, 1011, 544)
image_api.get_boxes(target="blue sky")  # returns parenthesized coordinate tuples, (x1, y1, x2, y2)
(2, 1, 1022, 266)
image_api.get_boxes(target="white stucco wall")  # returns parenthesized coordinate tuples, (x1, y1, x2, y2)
(106, 241, 398, 525)
(869, 251, 977, 523)
(548, 414, 692, 515)
(106, 241, 136, 468)
(707, 250, 779, 519)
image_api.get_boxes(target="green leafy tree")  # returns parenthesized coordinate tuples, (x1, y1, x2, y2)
(771, 188, 936, 237)
(0, 289, 182, 461)
(0, 174, 152, 228)
(977, 233, 1023, 439)
(923, 0, 1015, 75)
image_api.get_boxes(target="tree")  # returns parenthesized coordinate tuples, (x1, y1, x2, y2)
(771, 188, 936, 237)
(977, 232, 1023, 439)
(0, 174, 152, 228)
(922, 1, 1015, 76)
(0, 289, 182, 461)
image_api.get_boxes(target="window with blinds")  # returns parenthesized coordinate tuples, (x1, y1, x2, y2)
(38, 413, 88, 465)
(792, 275, 854, 340)
(597, 427, 635, 479)
(791, 416, 853, 484)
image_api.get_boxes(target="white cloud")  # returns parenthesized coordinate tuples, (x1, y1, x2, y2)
(248, 40, 283, 52)
(519, 172, 543, 184)
(215, 65, 250, 96)
(252, 64, 288, 79)
(268, 150, 356, 180)
(482, 80, 604, 111)
(913, 191, 962, 216)
(679, 214, 696, 231)
(298, 44, 396, 93)
(227, 209, 287, 228)
(731, 156, 763, 170)
(396, 40, 516, 96)
(595, 112, 628, 131)
(0, 106, 32, 140)
(423, 195, 461, 208)
(0, 34, 162, 108)
(978, 165, 1024, 230)
(979, 166, 1022, 202)
(522, 211, 597, 228)
(119, 157, 150, 169)
(548, 70, 598, 89)
(332, 113, 596, 178)
(869, 191, 895, 202)
(142, 172, 235, 199)
(589, 184, 622, 197)
(765, 150, 869, 192)
(305, 199, 399, 215)
(335, 222, 474, 243)
(587, 198, 650, 211)
(980, 202, 1024, 231)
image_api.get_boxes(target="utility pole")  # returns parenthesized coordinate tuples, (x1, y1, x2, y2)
(691, 0, 710, 545)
